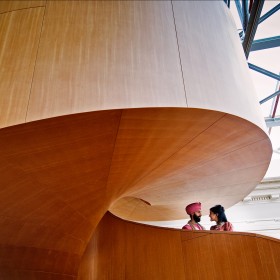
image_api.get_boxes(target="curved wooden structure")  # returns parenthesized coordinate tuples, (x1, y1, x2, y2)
(0, 1, 273, 279)
(79, 213, 280, 280)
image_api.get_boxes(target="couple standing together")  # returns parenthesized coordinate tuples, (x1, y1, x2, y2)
(182, 202, 233, 231)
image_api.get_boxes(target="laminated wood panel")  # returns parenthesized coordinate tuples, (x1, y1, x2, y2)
(78, 213, 186, 280)
(0, 7, 44, 128)
(0, 110, 122, 279)
(257, 237, 280, 279)
(110, 112, 271, 220)
(173, 1, 266, 129)
(0, 108, 271, 278)
(181, 232, 265, 279)
(0, 1, 45, 14)
(78, 213, 280, 280)
(0, 1, 274, 279)
(26, 1, 185, 122)
(106, 108, 225, 201)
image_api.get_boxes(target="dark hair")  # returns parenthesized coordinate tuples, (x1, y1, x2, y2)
(210, 205, 228, 223)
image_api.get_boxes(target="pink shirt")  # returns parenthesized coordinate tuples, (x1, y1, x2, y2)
(182, 221, 205, 230)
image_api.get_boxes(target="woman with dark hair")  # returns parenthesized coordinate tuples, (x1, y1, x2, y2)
(209, 205, 233, 231)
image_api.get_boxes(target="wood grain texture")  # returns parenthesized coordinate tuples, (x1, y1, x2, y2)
(106, 108, 225, 201)
(78, 213, 186, 280)
(0, 1, 45, 14)
(78, 212, 280, 280)
(0, 110, 122, 278)
(0, 1, 267, 133)
(0, 1, 273, 279)
(257, 237, 280, 279)
(0, 108, 272, 279)
(0, 7, 44, 128)
(173, 1, 266, 130)
(110, 111, 271, 220)
(26, 0, 185, 122)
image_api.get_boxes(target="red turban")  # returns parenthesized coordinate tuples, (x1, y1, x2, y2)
(185, 202, 201, 215)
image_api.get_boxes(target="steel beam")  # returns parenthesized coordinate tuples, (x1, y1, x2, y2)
(242, 0, 249, 32)
(259, 89, 280, 104)
(235, 0, 244, 29)
(248, 63, 280, 82)
(251, 35, 280, 51)
(259, 3, 280, 24)
(265, 117, 280, 128)
(224, 0, 230, 8)
(242, 0, 265, 58)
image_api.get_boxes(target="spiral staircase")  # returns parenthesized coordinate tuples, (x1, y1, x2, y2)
(0, 1, 279, 279)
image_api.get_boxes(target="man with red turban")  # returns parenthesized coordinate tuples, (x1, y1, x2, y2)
(182, 202, 205, 230)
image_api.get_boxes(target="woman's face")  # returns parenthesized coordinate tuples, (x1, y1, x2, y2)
(209, 211, 218, 222)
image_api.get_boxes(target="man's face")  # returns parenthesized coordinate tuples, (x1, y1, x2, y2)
(192, 211, 201, 223)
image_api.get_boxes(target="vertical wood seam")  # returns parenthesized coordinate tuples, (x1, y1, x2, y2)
(171, 0, 188, 107)
(180, 232, 188, 280)
(104, 109, 124, 198)
(24, 4, 46, 123)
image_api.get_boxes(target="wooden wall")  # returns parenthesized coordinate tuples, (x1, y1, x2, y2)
(0, 3, 44, 127)
(0, 1, 267, 129)
(79, 212, 280, 280)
